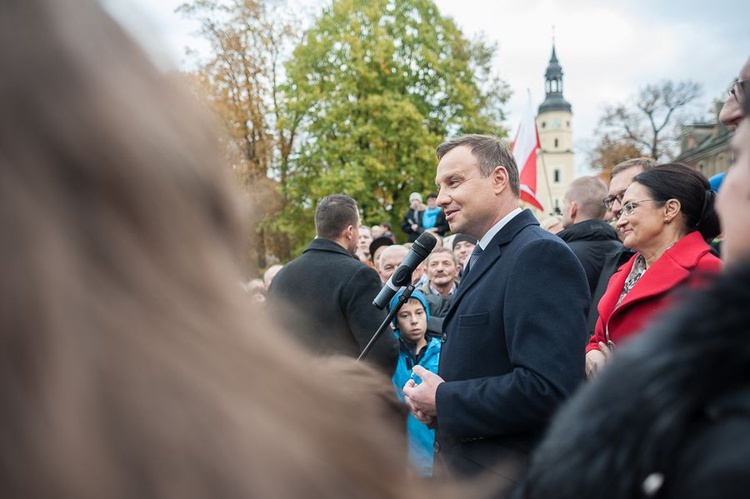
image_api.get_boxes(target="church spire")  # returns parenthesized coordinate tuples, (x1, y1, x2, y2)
(538, 42, 572, 114)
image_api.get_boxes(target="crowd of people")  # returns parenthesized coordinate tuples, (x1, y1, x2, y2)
(4, 0, 750, 496)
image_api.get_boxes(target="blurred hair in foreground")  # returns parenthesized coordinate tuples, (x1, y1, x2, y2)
(0, 1, 451, 497)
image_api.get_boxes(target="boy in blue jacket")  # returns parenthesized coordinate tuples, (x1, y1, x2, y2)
(389, 289, 441, 477)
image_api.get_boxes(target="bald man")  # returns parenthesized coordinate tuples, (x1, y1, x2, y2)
(557, 176, 623, 295)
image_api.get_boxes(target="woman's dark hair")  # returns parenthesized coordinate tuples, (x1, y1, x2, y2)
(634, 163, 721, 240)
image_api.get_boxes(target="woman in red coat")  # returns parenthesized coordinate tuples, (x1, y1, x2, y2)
(586, 163, 722, 378)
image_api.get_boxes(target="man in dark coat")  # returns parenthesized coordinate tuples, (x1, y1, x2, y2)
(401, 192, 425, 243)
(267, 194, 398, 373)
(402, 135, 589, 488)
(557, 176, 623, 297)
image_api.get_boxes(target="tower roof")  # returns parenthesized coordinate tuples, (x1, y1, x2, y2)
(539, 43, 572, 114)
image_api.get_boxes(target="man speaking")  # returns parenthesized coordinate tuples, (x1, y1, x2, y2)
(403, 135, 589, 488)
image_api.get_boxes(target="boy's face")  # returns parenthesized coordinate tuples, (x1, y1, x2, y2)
(396, 299, 427, 344)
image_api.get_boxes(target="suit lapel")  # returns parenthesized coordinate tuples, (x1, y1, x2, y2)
(445, 210, 538, 325)
(609, 232, 708, 319)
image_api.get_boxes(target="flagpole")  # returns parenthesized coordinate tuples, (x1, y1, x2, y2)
(537, 149, 556, 215)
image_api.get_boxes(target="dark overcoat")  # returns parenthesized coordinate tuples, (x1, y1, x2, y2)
(434, 209, 590, 484)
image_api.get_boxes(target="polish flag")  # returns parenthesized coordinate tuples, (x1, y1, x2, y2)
(511, 90, 544, 211)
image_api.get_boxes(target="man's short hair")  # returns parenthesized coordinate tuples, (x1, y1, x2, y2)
(315, 194, 359, 240)
(565, 176, 609, 220)
(436, 134, 520, 197)
(426, 246, 458, 266)
(610, 157, 657, 179)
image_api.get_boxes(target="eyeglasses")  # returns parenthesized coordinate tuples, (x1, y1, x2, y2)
(603, 193, 624, 210)
(619, 199, 660, 218)
(729, 79, 748, 104)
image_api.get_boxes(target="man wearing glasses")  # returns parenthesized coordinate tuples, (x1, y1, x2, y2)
(719, 56, 749, 128)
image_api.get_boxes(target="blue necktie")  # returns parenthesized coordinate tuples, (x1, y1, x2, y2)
(465, 245, 483, 277)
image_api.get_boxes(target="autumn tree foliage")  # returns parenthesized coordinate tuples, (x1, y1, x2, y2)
(179, 0, 509, 260)
(275, 0, 509, 251)
(595, 80, 702, 163)
(177, 0, 302, 267)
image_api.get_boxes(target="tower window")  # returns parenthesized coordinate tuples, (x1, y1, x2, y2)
(541, 121, 546, 129)
(554, 169, 560, 183)
(554, 138, 559, 148)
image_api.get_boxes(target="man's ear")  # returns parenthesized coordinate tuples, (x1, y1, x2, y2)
(491, 165, 510, 195)
(570, 202, 578, 221)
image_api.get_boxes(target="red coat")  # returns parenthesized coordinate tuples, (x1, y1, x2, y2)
(587, 231, 721, 353)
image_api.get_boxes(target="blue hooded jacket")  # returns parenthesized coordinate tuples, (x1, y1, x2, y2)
(389, 289, 442, 477)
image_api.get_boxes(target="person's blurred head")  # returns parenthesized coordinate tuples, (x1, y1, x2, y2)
(452, 233, 477, 267)
(369, 236, 394, 267)
(371, 224, 385, 239)
(378, 245, 408, 283)
(389, 290, 430, 345)
(0, 1, 437, 497)
(263, 264, 283, 288)
(719, 56, 750, 128)
(315, 194, 360, 253)
(409, 192, 422, 210)
(425, 247, 458, 294)
(540, 215, 564, 234)
(604, 158, 658, 221)
(616, 163, 720, 257)
(357, 225, 373, 257)
(717, 88, 750, 266)
(435, 135, 519, 239)
(426, 193, 438, 209)
(561, 176, 609, 229)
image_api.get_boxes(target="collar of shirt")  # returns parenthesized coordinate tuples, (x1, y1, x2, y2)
(429, 282, 456, 296)
(477, 207, 523, 250)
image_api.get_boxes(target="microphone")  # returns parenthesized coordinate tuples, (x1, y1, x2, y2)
(373, 231, 437, 309)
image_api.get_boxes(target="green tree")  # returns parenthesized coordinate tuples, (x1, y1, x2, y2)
(597, 80, 702, 162)
(278, 0, 509, 251)
(588, 134, 646, 178)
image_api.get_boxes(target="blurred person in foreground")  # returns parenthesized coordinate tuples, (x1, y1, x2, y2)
(0, 1, 432, 497)
(522, 85, 750, 499)
(586, 163, 722, 378)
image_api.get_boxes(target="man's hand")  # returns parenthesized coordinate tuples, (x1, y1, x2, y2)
(402, 365, 444, 425)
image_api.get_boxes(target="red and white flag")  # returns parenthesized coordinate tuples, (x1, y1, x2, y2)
(510, 90, 544, 211)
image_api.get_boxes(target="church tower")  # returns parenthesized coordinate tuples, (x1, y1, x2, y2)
(536, 43, 574, 215)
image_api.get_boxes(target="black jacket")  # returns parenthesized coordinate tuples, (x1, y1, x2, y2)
(557, 219, 623, 297)
(401, 208, 449, 242)
(522, 260, 750, 499)
(267, 238, 398, 373)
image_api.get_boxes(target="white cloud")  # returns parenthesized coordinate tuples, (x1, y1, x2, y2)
(112, 0, 750, 174)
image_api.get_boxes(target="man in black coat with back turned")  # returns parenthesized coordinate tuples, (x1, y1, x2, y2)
(267, 194, 398, 373)
(557, 175, 623, 297)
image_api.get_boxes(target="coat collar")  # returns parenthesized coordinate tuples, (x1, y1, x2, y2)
(445, 209, 539, 323)
(303, 237, 358, 260)
(600, 231, 713, 321)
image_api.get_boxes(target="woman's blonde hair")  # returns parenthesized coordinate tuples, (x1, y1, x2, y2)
(0, 1, 442, 497)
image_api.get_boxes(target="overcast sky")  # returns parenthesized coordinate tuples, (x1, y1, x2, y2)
(110, 0, 750, 174)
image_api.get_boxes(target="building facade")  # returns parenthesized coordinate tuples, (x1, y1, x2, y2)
(535, 44, 575, 215)
(674, 119, 733, 180)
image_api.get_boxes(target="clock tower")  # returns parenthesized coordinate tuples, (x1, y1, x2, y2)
(536, 43, 574, 215)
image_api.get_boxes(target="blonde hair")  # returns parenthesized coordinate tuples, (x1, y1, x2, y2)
(0, 1, 446, 497)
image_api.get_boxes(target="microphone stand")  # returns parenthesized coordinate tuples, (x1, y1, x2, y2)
(358, 283, 415, 362)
